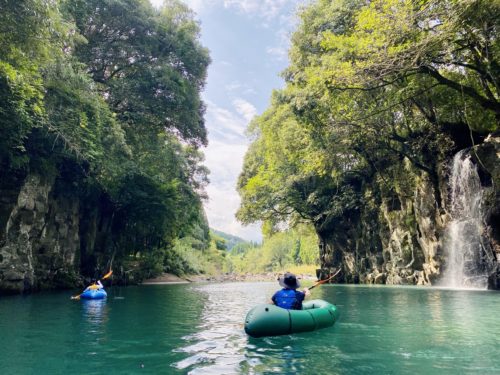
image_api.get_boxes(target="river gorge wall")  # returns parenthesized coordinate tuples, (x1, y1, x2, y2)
(0, 165, 115, 294)
(1, 136, 499, 293)
(316, 135, 500, 289)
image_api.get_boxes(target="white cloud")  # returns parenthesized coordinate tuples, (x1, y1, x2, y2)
(202, 101, 262, 241)
(223, 0, 294, 20)
(205, 173, 261, 242)
(225, 81, 242, 91)
(174, 0, 302, 22)
(205, 100, 246, 142)
(225, 82, 258, 96)
(266, 46, 287, 61)
(232, 98, 257, 123)
(153, 0, 305, 23)
(266, 21, 297, 61)
(204, 140, 246, 182)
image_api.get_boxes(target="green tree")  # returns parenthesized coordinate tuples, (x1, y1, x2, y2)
(237, 0, 498, 256)
(0, 0, 212, 283)
(65, 0, 210, 147)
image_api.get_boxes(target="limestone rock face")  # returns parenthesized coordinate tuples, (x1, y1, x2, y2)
(317, 172, 444, 287)
(317, 135, 500, 289)
(0, 173, 80, 293)
(473, 135, 500, 289)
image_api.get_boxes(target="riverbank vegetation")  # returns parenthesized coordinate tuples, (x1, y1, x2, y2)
(225, 224, 319, 275)
(2, 0, 498, 292)
(0, 0, 320, 288)
(0, 0, 211, 286)
(236, 0, 499, 282)
(143, 225, 320, 279)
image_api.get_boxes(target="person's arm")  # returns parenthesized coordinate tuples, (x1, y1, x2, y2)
(294, 290, 307, 309)
(97, 280, 103, 289)
(302, 288, 310, 297)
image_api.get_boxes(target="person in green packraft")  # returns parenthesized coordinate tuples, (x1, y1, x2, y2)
(271, 272, 310, 310)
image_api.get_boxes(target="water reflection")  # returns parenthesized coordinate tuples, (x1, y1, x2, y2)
(172, 283, 500, 374)
(80, 299, 109, 352)
(82, 299, 108, 324)
(173, 282, 259, 374)
(172, 282, 336, 374)
(1, 284, 499, 374)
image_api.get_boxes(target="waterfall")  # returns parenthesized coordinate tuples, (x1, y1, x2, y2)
(440, 151, 489, 289)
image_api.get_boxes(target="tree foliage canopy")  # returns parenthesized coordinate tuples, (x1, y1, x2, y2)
(227, 224, 319, 274)
(238, 0, 499, 235)
(0, 0, 211, 277)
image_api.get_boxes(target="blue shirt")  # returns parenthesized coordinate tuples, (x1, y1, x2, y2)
(272, 288, 305, 310)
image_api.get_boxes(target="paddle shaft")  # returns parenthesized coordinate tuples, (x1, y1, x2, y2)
(309, 268, 341, 290)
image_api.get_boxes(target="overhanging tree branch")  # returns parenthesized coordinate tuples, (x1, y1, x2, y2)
(419, 65, 500, 114)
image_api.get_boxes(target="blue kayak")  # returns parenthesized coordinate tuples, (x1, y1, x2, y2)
(80, 289, 107, 300)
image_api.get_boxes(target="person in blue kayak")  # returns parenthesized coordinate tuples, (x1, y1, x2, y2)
(84, 279, 103, 292)
(271, 272, 310, 310)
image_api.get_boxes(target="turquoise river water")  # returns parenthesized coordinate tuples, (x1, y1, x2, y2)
(0, 282, 499, 374)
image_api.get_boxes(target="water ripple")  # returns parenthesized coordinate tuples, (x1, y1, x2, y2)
(2, 283, 499, 374)
(172, 282, 275, 374)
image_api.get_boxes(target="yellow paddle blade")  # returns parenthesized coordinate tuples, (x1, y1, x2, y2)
(102, 270, 113, 279)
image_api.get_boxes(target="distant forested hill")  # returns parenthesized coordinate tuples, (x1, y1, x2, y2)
(210, 229, 249, 251)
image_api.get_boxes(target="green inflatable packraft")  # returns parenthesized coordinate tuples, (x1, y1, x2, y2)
(244, 299, 339, 338)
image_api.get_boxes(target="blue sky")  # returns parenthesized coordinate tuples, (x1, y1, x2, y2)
(151, 0, 304, 241)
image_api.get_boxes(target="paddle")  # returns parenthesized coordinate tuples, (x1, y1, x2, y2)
(71, 270, 113, 300)
(101, 270, 113, 280)
(308, 268, 341, 291)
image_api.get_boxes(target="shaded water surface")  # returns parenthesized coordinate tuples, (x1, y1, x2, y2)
(1, 283, 499, 374)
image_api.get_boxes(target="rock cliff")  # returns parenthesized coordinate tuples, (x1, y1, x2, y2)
(317, 135, 500, 289)
(2, 136, 498, 293)
(0, 170, 81, 293)
(0, 163, 118, 294)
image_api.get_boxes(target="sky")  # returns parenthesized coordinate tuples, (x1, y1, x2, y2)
(150, 0, 304, 241)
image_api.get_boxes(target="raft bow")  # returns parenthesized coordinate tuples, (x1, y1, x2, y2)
(244, 299, 339, 338)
